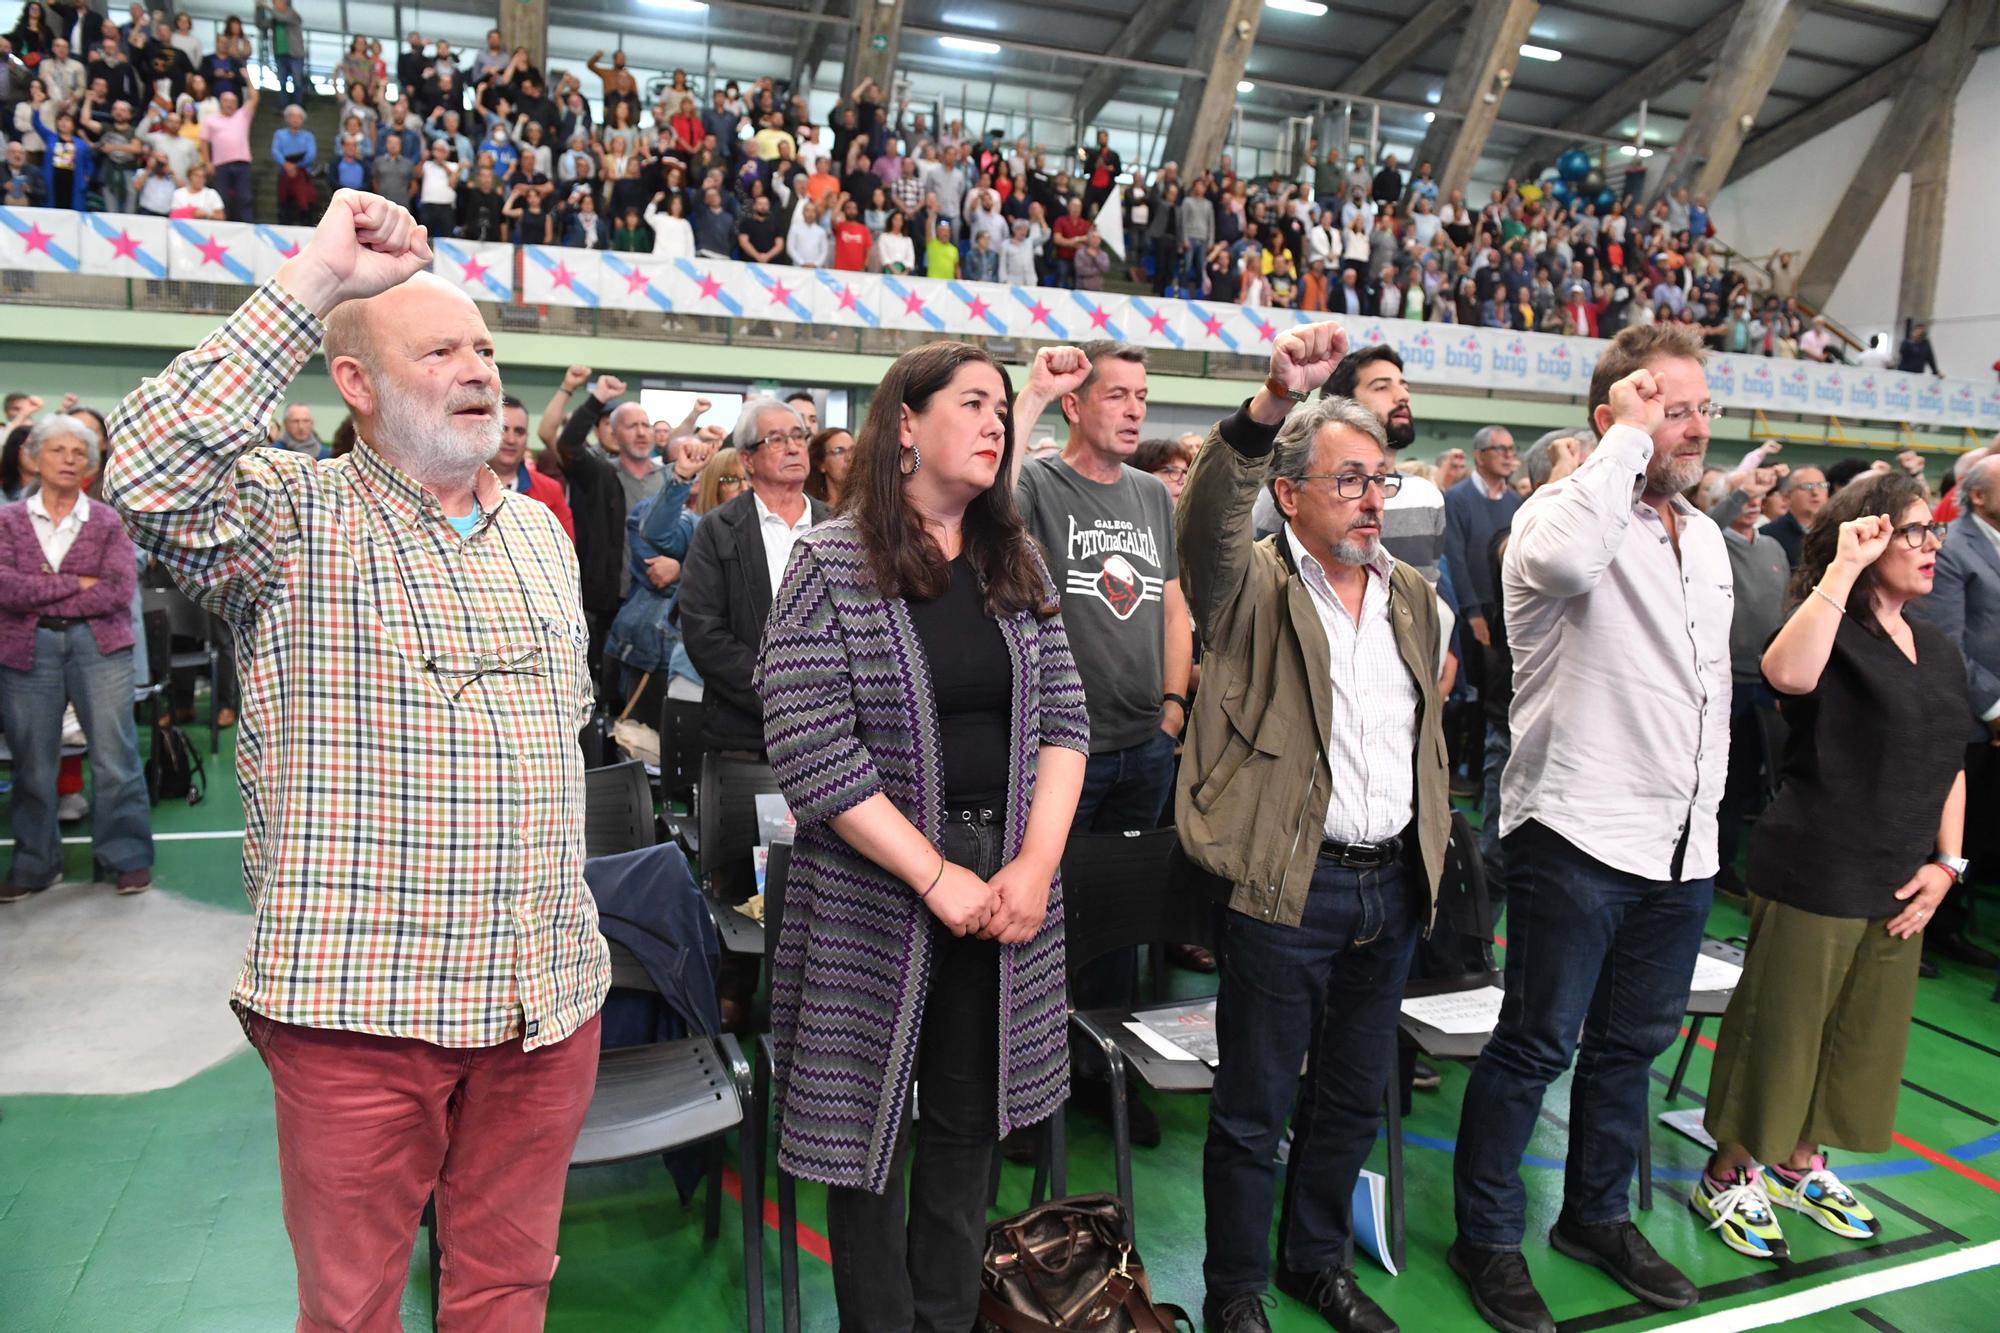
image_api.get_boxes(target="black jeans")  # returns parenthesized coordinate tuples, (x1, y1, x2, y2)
(1203, 858, 1419, 1298)
(825, 817, 1005, 1332)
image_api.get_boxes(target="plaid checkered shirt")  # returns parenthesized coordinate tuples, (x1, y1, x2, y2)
(103, 280, 611, 1051)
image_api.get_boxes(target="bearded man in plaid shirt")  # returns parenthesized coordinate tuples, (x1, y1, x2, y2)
(105, 189, 612, 1331)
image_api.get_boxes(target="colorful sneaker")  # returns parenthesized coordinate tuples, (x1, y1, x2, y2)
(1765, 1155, 1880, 1240)
(1689, 1166, 1789, 1260)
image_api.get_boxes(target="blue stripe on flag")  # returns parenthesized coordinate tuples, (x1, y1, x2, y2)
(1007, 286, 1067, 340)
(168, 220, 252, 283)
(1129, 298, 1185, 349)
(747, 264, 813, 320)
(945, 281, 1007, 333)
(813, 270, 879, 328)
(673, 257, 744, 316)
(1, 205, 81, 271)
(84, 213, 166, 278)
(1072, 293, 1125, 341)
(883, 276, 945, 331)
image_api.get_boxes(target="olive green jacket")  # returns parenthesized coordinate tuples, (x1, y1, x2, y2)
(1173, 405, 1449, 928)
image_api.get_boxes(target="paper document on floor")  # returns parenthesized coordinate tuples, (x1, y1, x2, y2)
(1400, 986, 1505, 1034)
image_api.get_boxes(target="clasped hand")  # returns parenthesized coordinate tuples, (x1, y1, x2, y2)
(923, 857, 1051, 946)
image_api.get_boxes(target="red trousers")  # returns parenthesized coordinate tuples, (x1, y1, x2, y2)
(249, 1012, 602, 1332)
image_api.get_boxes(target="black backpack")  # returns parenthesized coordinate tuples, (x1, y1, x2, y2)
(146, 721, 206, 806)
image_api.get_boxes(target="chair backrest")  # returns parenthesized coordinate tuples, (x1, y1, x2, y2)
(1059, 829, 1210, 977)
(137, 588, 177, 692)
(658, 697, 703, 796)
(584, 760, 658, 858)
(149, 584, 211, 643)
(696, 750, 779, 901)
(1424, 810, 1496, 977)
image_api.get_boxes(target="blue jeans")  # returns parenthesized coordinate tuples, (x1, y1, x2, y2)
(274, 55, 306, 108)
(1479, 721, 1511, 905)
(1453, 821, 1712, 1249)
(1204, 860, 1418, 1297)
(1074, 728, 1177, 835)
(1, 624, 153, 887)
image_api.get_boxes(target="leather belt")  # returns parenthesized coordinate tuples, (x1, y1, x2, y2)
(942, 805, 1002, 826)
(37, 616, 85, 631)
(1318, 835, 1403, 869)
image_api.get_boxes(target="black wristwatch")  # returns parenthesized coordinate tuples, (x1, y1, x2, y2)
(1163, 692, 1190, 715)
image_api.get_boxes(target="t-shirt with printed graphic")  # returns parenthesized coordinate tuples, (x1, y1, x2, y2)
(1016, 455, 1178, 754)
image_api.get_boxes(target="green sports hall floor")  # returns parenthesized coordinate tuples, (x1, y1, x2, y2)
(7, 731, 2000, 1333)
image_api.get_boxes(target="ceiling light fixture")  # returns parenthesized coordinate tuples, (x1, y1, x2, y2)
(1237, 80, 1256, 93)
(1518, 43, 1562, 61)
(1424, 111, 1435, 122)
(1267, 0, 1330, 15)
(639, 0, 708, 11)
(939, 35, 1001, 54)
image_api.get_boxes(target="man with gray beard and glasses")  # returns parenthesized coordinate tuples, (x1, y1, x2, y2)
(104, 189, 608, 1331)
(1448, 323, 1730, 1333)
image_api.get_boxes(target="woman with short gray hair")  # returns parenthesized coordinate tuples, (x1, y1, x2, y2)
(0, 414, 154, 901)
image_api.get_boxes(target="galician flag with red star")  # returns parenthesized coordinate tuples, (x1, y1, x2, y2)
(166, 219, 257, 284)
(79, 212, 167, 279)
(520, 245, 602, 309)
(0, 206, 82, 273)
(432, 237, 516, 303)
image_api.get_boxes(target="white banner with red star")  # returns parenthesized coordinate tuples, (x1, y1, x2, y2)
(78, 213, 168, 280)
(2, 207, 1996, 431)
(520, 246, 602, 308)
(432, 238, 517, 304)
(0, 206, 82, 273)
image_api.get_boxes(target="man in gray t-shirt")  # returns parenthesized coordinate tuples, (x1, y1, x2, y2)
(1012, 341, 1192, 836)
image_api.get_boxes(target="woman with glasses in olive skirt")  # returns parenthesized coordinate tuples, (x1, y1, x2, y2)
(1692, 473, 1967, 1261)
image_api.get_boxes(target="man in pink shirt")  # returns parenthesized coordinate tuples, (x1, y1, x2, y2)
(200, 84, 260, 221)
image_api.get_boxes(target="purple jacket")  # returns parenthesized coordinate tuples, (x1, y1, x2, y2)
(0, 498, 138, 670)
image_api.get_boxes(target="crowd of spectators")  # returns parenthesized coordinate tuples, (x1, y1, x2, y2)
(1, 7, 1881, 362)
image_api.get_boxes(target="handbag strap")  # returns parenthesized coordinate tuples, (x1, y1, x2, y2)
(615, 672, 653, 723)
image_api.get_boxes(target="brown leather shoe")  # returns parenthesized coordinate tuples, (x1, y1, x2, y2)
(0, 881, 33, 904)
(115, 869, 152, 895)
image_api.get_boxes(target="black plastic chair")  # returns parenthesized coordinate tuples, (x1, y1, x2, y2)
(144, 585, 222, 753)
(584, 760, 659, 859)
(750, 842, 803, 1333)
(1060, 828, 1217, 1242)
(657, 698, 705, 854)
(696, 751, 780, 905)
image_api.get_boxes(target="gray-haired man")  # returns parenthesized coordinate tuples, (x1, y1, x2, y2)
(677, 395, 828, 756)
(1179, 322, 1449, 1333)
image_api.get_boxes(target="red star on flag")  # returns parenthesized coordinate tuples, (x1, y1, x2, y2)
(966, 295, 990, 322)
(550, 261, 577, 290)
(1201, 314, 1225, 338)
(768, 279, 793, 307)
(1145, 309, 1169, 336)
(903, 291, 927, 316)
(1088, 306, 1111, 331)
(696, 272, 723, 302)
(1255, 321, 1276, 343)
(21, 223, 54, 255)
(836, 286, 858, 312)
(1028, 301, 1052, 327)
(459, 255, 488, 285)
(107, 230, 142, 262)
(274, 239, 300, 258)
(623, 269, 652, 296)
(197, 232, 231, 267)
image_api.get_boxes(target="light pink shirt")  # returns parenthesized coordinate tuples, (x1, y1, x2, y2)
(200, 104, 254, 166)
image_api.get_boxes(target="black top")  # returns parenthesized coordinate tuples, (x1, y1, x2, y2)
(906, 554, 1012, 806)
(1749, 614, 1967, 918)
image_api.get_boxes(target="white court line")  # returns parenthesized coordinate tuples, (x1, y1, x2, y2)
(1658, 1239, 2000, 1332)
(0, 830, 246, 847)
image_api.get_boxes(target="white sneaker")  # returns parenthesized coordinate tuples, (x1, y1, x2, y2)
(57, 792, 88, 822)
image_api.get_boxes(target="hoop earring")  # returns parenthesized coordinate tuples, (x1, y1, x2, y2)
(900, 442, 922, 477)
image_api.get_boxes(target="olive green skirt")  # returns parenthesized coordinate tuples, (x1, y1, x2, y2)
(1704, 893, 1922, 1165)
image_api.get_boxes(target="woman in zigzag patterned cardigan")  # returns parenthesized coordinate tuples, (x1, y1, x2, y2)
(754, 340, 1089, 1330)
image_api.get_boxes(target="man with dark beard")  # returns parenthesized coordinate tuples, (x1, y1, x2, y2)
(1449, 323, 1727, 1333)
(104, 188, 609, 1332)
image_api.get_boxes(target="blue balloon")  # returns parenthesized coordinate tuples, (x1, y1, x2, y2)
(1548, 178, 1574, 204)
(1557, 148, 1592, 183)
(1595, 188, 1618, 210)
